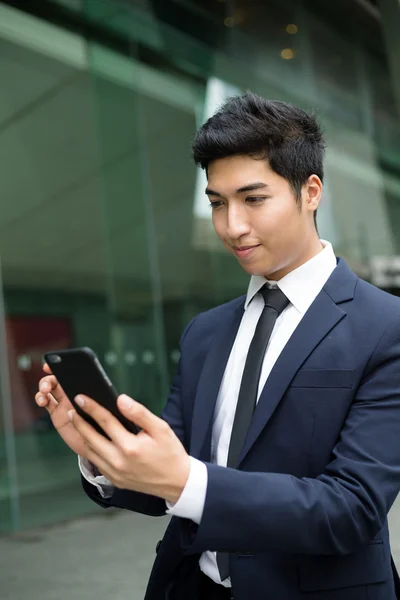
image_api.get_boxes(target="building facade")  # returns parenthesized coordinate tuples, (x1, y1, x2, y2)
(0, 0, 399, 532)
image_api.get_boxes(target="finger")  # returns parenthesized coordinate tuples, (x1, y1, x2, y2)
(35, 391, 50, 407)
(39, 375, 58, 394)
(117, 395, 167, 438)
(74, 395, 134, 449)
(83, 444, 115, 482)
(69, 404, 121, 459)
(35, 391, 58, 414)
(39, 375, 65, 403)
(43, 363, 53, 375)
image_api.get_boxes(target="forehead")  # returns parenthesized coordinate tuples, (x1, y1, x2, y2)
(207, 155, 280, 194)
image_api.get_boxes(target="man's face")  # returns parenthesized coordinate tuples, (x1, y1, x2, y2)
(206, 154, 321, 280)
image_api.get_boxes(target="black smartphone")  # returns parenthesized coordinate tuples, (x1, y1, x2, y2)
(44, 346, 139, 437)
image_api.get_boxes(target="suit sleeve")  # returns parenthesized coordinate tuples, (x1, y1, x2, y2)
(82, 318, 196, 516)
(182, 318, 400, 556)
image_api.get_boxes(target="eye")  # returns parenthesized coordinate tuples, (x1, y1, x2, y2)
(209, 200, 224, 209)
(246, 196, 267, 204)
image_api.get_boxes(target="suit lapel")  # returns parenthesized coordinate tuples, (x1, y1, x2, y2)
(190, 299, 245, 461)
(237, 258, 358, 467)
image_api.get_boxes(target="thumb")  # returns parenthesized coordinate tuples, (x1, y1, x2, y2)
(117, 395, 165, 437)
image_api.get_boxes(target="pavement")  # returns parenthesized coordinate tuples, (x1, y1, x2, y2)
(2, 498, 400, 600)
(0, 508, 168, 600)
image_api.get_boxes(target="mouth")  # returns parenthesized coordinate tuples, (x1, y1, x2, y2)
(232, 245, 261, 259)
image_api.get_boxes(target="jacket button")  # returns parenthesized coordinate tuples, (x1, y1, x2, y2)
(155, 540, 162, 554)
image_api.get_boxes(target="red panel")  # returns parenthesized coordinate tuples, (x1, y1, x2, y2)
(5, 317, 71, 432)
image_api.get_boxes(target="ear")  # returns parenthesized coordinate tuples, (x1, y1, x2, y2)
(304, 175, 323, 214)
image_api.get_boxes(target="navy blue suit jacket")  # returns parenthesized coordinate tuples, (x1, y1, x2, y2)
(83, 258, 400, 600)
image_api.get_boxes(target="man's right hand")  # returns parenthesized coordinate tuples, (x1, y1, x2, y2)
(35, 363, 87, 458)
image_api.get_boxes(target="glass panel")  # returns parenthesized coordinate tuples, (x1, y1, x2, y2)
(0, 5, 109, 531)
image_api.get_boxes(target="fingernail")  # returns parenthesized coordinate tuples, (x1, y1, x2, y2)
(37, 396, 44, 406)
(75, 395, 85, 407)
(40, 383, 48, 392)
(68, 410, 74, 421)
(120, 395, 133, 409)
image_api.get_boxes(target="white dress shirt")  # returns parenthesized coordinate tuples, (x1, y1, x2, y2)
(79, 240, 337, 588)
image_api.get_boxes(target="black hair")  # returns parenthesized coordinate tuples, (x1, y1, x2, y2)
(192, 92, 325, 226)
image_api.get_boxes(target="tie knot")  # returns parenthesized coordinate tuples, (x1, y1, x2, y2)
(260, 285, 290, 314)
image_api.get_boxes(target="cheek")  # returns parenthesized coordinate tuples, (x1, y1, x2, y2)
(257, 203, 300, 239)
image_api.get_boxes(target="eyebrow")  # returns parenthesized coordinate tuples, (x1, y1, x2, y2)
(205, 182, 269, 196)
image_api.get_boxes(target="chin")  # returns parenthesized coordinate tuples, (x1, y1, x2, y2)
(245, 261, 284, 280)
(239, 261, 268, 277)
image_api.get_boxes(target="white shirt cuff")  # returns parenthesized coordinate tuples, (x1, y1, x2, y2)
(165, 457, 207, 524)
(78, 456, 115, 499)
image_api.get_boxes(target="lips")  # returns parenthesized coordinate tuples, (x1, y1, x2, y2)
(232, 244, 260, 258)
(233, 246, 258, 251)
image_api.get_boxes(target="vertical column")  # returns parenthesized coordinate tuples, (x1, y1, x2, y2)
(0, 256, 20, 532)
(379, 0, 400, 116)
(83, 3, 170, 414)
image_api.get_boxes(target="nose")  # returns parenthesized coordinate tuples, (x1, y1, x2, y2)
(226, 204, 251, 240)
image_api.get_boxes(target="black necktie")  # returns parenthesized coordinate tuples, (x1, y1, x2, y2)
(216, 285, 290, 582)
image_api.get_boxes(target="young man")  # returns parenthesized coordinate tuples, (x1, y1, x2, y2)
(36, 93, 400, 600)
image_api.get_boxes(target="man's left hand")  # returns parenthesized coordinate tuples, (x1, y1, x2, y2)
(69, 394, 190, 504)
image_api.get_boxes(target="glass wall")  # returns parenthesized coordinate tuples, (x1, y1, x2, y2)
(0, 0, 399, 533)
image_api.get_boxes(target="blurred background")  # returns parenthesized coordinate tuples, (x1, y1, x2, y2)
(0, 0, 399, 593)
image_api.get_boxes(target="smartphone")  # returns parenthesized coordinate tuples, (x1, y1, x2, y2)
(44, 347, 139, 437)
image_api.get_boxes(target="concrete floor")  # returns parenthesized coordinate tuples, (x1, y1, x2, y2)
(2, 499, 400, 600)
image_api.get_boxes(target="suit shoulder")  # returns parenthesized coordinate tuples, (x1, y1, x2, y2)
(195, 295, 245, 323)
(182, 295, 245, 340)
(354, 278, 400, 337)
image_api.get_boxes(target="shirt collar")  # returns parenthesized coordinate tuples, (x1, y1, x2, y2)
(244, 240, 337, 314)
